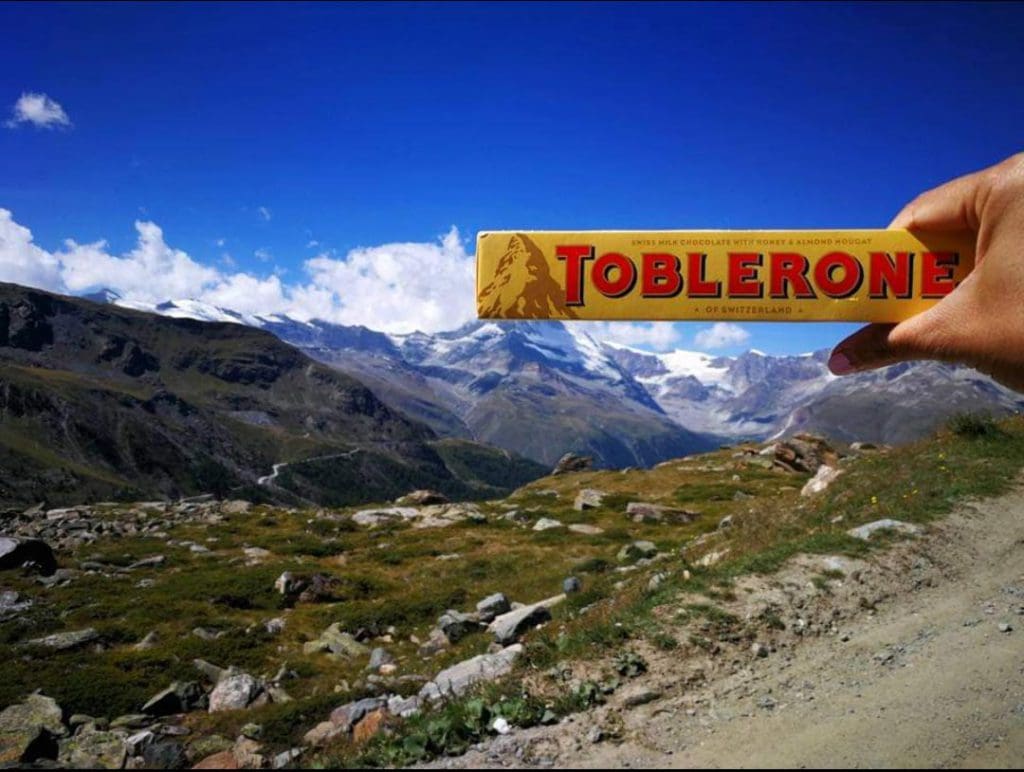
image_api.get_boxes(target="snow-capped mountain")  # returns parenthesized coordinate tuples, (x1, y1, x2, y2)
(105, 295, 1024, 458)
(604, 343, 1024, 444)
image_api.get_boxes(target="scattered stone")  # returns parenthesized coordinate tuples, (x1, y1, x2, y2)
(438, 610, 484, 643)
(718, 515, 734, 530)
(848, 519, 922, 541)
(351, 507, 419, 528)
(192, 627, 223, 642)
(625, 502, 695, 524)
(367, 648, 394, 672)
(475, 593, 511, 623)
(998, 622, 1013, 633)
(568, 523, 604, 535)
(240, 723, 263, 741)
(489, 596, 563, 645)
(221, 500, 252, 514)
(647, 572, 667, 592)
(492, 717, 511, 735)
(208, 674, 265, 713)
(27, 628, 99, 651)
(617, 540, 658, 562)
(751, 642, 770, 658)
(109, 714, 150, 730)
(232, 736, 265, 769)
(193, 750, 240, 769)
(352, 708, 386, 744)
(142, 681, 205, 716)
(850, 441, 878, 452)
(758, 695, 777, 711)
(243, 547, 271, 563)
(621, 686, 662, 708)
(563, 576, 581, 594)
(801, 465, 842, 496)
(573, 489, 605, 510)
(420, 644, 524, 701)
(303, 624, 369, 659)
(0, 590, 32, 620)
(272, 748, 303, 769)
(264, 617, 286, 635)
(0, 536, 57, 576)
(273, 571, 295, 595)
(127, 555, 165, 570)
(0, 694, 66, 764)
(395, 490, 449, 506)
(417, 627, 450, 657)
(58, 728, 127, 769)
(533, 517, 564, 531)
(193, 659, 226, 684)
(586, 726, 604, 744)
(387, 695, 421, 718)
(552, 453, 593, 476)
(141, 739, 187, 770)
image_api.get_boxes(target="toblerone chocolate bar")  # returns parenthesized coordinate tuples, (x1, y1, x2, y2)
(476, 230, 974, 323)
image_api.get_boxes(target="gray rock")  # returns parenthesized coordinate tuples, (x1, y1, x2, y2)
(351, 507, 419, 527)
(141, 739, 187, 769)
(848, 519, 922, 541)
(532, 517, 564, 531)
(193, 659, 227, 683)
(0, 536, 57, 576)
(998, 622, 1013, 633)
(801, 465, 842, 496)
(273, 747, 304, 769)
(718, 515, 734, 530)
(568, 523, 605, 535)
(302, 623, 369, 659)
(0, 693, 66, 764)
(58, 729, 127, 769)
(142, 681, 204, 716)
(438, 610, 483, 643)
(617, 540, 658, 562)
(208, 673, 264, 713)
(221, 500, 253, 514)
(621, 686, 662, 708)
(419, 644, 524, 701)
(127, 555, 165, 570)
(563, 576, 581, 594)
(552, 453, 593, 476)
(0, 590, 32, 620)
(573, 489, 605, 510)
(625, 503, 695, 524)
(27, 628, 99, 651)
(475, 593, 511, 623)
(395, 490, 449, 506)
(387, 695, 421, 718)
(489, 595, 564, 645)
(586, 726, 604, 743)
(367, 647, 394, 672)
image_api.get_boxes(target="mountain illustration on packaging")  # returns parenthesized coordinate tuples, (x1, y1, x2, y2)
(477, 233, 579, 319)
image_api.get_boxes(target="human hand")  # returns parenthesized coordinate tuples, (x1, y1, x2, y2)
(828, 152, 1024, 391)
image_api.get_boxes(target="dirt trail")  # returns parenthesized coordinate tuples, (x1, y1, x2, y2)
(437, 485, 1024, 768)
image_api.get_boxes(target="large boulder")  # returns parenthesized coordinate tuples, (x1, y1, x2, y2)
(552, 453, 593, 476)
(0, 536, 57, 576)
(419, 645, 524, 702)
(625, 502, 696, 524)
(0, 694, 65, 764)
(573, 489, 605, 510)
(488, 595, 564, 645)
(208, 674, 265, 713)
(475, 593, 511, 623)
(57, 729, 127, 769)
(141, 681, 205, 716)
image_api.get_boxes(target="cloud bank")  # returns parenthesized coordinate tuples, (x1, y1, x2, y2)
(694, 322, 750, 350)
(0, 208, 705, 349)
(6, 93, 71, 129)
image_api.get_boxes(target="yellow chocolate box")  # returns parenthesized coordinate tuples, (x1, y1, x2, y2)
(476, 230, 975, 323)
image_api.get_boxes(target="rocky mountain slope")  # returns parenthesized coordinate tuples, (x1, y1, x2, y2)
(604, 343, 1024, 444)
(143, 298, 717, 469)
(107, 294, 1024, 457)
(2, 414, 1022, 768)
(0, 283, 545, 508)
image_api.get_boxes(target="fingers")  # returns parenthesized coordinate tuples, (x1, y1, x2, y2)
(828, 281, 978, 375)
(888, 165, 990, 231)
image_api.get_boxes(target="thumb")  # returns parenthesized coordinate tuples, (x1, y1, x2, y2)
(828, 278, 978, 374)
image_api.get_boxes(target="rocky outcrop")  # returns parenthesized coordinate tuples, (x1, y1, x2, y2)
(552, 453, 593, 476)
(419, 645, 524, 702)
(0, 694, 65, 764)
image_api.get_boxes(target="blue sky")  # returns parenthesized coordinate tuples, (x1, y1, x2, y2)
(2, 1, 1023, 353)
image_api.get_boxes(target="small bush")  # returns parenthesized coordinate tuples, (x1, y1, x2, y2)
(947, 412, 1001, 438)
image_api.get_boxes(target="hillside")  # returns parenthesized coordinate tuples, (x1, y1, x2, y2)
(1, 413, 1022, 767)
(0, 284, 546, 507)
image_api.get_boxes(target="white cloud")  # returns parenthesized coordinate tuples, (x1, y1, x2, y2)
(257, 206, 271, 222)
(254, 248, 272, 262)
(0, 209, 476, 335)
(6, 92, 71, 129)
(694, 322, 750, 350)
(583, 322, 683, 352)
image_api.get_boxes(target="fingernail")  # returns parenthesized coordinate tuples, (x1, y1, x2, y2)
(828, 351, 855, 375)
